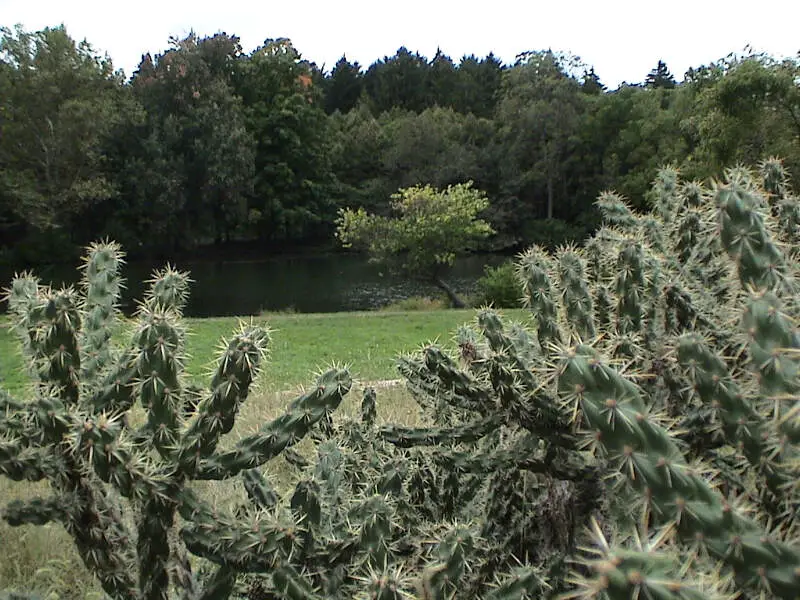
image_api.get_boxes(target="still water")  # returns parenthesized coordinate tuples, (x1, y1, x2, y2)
(1, 253, 506, 317)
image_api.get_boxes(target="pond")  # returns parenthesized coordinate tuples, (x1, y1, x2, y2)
(0, 253, 509, 317)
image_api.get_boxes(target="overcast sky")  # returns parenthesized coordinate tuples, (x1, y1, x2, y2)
(2, 0, 798, 87)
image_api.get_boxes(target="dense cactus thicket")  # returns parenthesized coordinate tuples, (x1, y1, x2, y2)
(2, 158, 800, 599)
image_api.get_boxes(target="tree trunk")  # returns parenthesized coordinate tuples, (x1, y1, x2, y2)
(433, 276, 466, 308)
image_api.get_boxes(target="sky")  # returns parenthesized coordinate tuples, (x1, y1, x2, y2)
(2, 0, 798, 88)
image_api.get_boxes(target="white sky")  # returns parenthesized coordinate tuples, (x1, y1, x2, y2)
(2, 0, 798, 88)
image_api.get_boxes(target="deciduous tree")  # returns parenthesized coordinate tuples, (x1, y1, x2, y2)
(336, 182, 494, 307)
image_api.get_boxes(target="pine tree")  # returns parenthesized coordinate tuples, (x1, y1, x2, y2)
(645, 59, 676, 89)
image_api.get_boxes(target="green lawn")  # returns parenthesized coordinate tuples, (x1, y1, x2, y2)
(0, 308, 533, 397)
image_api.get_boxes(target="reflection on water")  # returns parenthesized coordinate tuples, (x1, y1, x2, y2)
(1, 254, 507, 317)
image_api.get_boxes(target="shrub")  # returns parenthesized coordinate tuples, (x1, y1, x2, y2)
(474, 260, 524, 308)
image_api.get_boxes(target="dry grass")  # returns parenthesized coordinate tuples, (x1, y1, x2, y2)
(0, 379, 421, 598)
(1, 306, 512, 597)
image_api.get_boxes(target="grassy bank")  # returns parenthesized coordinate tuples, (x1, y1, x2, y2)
(0, 307, 532, 598)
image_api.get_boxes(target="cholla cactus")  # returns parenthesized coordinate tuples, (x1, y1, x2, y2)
(4, 159, 800, 600)
(0, 242, 352, 600)
(383, 161, 800, 599)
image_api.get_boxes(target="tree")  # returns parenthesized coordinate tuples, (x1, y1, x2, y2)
(363, 47, 430, 114)
(336, 181, 494, 307)
(328, 101, 392, 213)
(0, 24, 124, 258)
(235, 38, 336, 242)
(583, 83, 688, 207)
(689, 53, 800, 175)
(324, 55, 364, 114)
(494, 51, 587, 226)
(121, 32, 255, 252)
(380, 106, 493, 193)
(453, 53, 504, 117)
(581, 67, 606, 95)
(645, 60, 676, 89)
(426, 48, 458, 108)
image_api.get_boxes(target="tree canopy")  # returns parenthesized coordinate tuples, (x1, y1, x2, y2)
(1, 24, 799, 267)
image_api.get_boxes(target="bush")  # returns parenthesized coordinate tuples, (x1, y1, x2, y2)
(474, 260, 523, 308)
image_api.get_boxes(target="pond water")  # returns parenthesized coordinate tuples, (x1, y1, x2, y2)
(1, 253, 508, 317)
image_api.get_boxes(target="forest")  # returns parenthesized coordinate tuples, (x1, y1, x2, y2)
(1, 24, 799, 267)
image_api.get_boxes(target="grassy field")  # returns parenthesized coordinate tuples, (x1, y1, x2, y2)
(1, 308, 532, 397)
(0, 306, 532, 598)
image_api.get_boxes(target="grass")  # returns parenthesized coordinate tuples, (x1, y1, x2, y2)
(0, 306, 533, 598)
(1, 308, 533, 397)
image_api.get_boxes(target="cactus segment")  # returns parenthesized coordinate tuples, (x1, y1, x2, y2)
(361, 387, 378, 428)
(715, 174, 791, 293)
(79, 240, 125, 382)
(742, 291, 800, 443)
(194, 368, 352, 479)
(379, 415, 504, 448)
(516, 246, 562, 352)
(243, 469, 279, 510)
(179, 324, 270, 472)
(555, 247, 596, 341)
(596, 191, 639, 231)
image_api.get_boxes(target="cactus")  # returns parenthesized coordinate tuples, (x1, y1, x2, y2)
(4, 157, 800, 600)
(613, 238, 646, 340)
(0, 242, 352, 600)
(515, 246, 562, 353)
(715, 169, 793, 293)
(555, 246, 596, 341)
(595, 191, 639, 232)
(649, 165, 680, 224)
(564, 519, 735, 600)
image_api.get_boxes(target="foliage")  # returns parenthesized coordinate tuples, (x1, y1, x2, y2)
(495, 51, 587, 222)
(119, 32, 255, 251)
(474, 261, 524, 308)
(235, 38, 337, 243)
(335, 181, 494, 306)
(0, 24, 125, 257)
(323, 55, 364, 114)
(644, 60, 676, 89)
(2, 24, 800, 272)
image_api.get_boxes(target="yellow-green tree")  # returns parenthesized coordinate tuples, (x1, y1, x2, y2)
(336, 181, 494, 307)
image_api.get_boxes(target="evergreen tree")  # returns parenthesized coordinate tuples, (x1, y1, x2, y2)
(581, 67, 606, 94)
(427, 48, 458, 108)
(364, 47, 430, 114)
(324, 55, 364, 114)
(645, 59, 676, 89)
(454, 53, 504, 117)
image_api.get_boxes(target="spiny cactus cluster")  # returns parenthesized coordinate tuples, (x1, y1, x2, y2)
(2, 157, 800, 600)
(0, 243, 351, 600)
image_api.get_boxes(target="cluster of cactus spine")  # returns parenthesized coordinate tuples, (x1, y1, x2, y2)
(3, 157, 800, 600)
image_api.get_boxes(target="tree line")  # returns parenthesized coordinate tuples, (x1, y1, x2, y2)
(1, 24, 799, 267)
